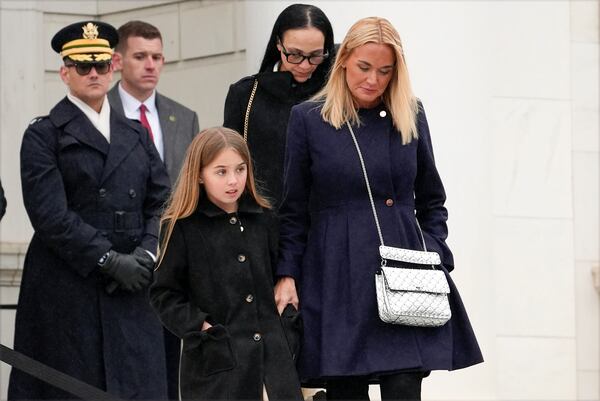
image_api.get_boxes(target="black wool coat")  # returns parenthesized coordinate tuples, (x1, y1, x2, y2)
(224, 71, 327, 208)
(150, 196, 303, 401)
(9, 98, 171, 400)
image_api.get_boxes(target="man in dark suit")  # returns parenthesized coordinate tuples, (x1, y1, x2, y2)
(108, 21, 199, 399)
(108, 20, 199, 184)
(9, 21, 170, 400)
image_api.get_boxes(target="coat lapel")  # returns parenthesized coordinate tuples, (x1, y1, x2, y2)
(100, 112, 140, 183)
(156, 93, 177, 168)
(107, 83, 125, 117)
(50, 97, 110, 155)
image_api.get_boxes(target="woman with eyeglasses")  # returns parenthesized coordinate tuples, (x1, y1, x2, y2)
(224, 3, 334, 209)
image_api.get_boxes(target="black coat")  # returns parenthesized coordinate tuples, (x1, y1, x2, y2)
(150, 196, 303, 401)
(223, 71, 326, 208)
(9, 98, 171, 400)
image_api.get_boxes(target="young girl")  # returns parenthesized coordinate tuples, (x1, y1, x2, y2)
(149, 127, 303, 401)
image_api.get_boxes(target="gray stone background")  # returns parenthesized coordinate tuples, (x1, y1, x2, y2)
(0, 1, 598, 400)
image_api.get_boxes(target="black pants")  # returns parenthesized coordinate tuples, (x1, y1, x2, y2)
(326, 372, 425, 401)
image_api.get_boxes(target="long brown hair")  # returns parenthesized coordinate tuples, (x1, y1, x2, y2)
(157, 127, 270, 267)
(313, 17, 419, 144)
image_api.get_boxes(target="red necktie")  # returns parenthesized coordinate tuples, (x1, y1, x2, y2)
(139, 104, 154, 142)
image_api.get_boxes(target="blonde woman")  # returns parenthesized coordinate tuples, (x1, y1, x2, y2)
(150, 127, 303, 400)
(274, 17, 483, 399)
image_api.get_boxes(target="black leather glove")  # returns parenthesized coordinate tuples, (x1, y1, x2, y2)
(132, 247, 155, 271)
(99, 250, 152, 292)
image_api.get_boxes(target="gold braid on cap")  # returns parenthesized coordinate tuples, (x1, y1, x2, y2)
(60, 23, 113, 60)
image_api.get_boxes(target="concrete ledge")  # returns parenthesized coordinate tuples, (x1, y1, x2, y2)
(0, 242, 28, 287)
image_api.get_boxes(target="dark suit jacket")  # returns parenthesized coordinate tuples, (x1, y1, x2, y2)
(108, 82, 199, 184)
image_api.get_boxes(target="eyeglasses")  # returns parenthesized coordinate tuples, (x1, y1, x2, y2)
(278, 41, 328, 65)
(64, 61, 111, 76)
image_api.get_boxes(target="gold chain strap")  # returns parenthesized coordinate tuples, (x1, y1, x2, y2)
(243, 79, 258, 142)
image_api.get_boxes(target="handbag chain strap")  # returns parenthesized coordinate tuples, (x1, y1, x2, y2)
(243, 79, 259, 142)
(346, 121, 429, 256)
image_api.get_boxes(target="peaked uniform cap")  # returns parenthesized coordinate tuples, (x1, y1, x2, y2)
(51, 21, 118, 63)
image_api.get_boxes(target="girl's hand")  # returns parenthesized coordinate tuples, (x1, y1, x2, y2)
(201, 321, 213, 332)
(274, 276, 299, 315)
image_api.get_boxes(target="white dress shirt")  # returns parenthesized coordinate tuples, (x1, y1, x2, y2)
(67, 93, 111, 143)
(118, 83, 164, 160)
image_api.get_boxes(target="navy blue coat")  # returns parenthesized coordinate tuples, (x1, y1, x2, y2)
(9, 97, 171, 400)
(277, 101, 483, 386)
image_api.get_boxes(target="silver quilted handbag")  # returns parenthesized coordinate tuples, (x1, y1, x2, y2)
(347, 122, 452, 327)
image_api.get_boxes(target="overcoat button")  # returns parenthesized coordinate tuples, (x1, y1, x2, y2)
(245, 294, 254, 303)
(253, 333, 262, 341)
(229, 216, 237, 225)
(129, 189, 136, 198)
(385, 198, 394, 207)
(238, 254, 246, 263)
(98, 188, 107, 197)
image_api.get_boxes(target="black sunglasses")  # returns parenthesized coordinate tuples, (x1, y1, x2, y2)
(65, 61, 111, 76)
(278, 41, 328, 65)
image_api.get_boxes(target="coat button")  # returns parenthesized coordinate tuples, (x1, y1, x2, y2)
(245, 294, 254, 303)
(229, 216, 237, 225)
(129, 189, 136, 198)
(253, 333, 262, 342)
(385, 198, 394, 207)
(98, 188, 107, 197)
(237, 254, 246, 263)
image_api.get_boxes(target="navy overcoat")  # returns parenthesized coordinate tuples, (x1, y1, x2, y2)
(9, 97, 171, 400)
(277, 101, 483, 386)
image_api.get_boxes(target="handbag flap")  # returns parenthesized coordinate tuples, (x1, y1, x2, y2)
(381, 266, 450, 294)
(379, 245, 441, 265)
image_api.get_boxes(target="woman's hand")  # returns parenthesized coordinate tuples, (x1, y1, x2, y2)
(274, 276, 299, 315)
(201, 321, 213, 332)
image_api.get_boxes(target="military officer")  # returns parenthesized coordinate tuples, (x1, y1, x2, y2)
(8, 21, 170, 400)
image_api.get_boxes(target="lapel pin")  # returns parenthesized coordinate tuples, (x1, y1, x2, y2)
(169, 115, 176, 122)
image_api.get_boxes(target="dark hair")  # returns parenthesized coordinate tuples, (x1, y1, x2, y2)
(258, 4, 334, 80)
(115, 20, 162, 52)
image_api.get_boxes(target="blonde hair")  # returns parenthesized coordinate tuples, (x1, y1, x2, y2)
(157, 127, 270, 266)
(313, 16, 418, 144)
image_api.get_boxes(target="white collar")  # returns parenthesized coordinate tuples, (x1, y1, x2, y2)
(67, 92, 109, 117)
(66, 92, 111, 141)
(118, 82, 158, 115)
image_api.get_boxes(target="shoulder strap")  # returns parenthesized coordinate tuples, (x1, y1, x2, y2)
(345, 121, 429, 253)
(243, 79, 259, 142)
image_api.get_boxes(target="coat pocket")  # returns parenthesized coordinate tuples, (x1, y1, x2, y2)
(182, 324, 236, 377)
(280, 304, 303, 361)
